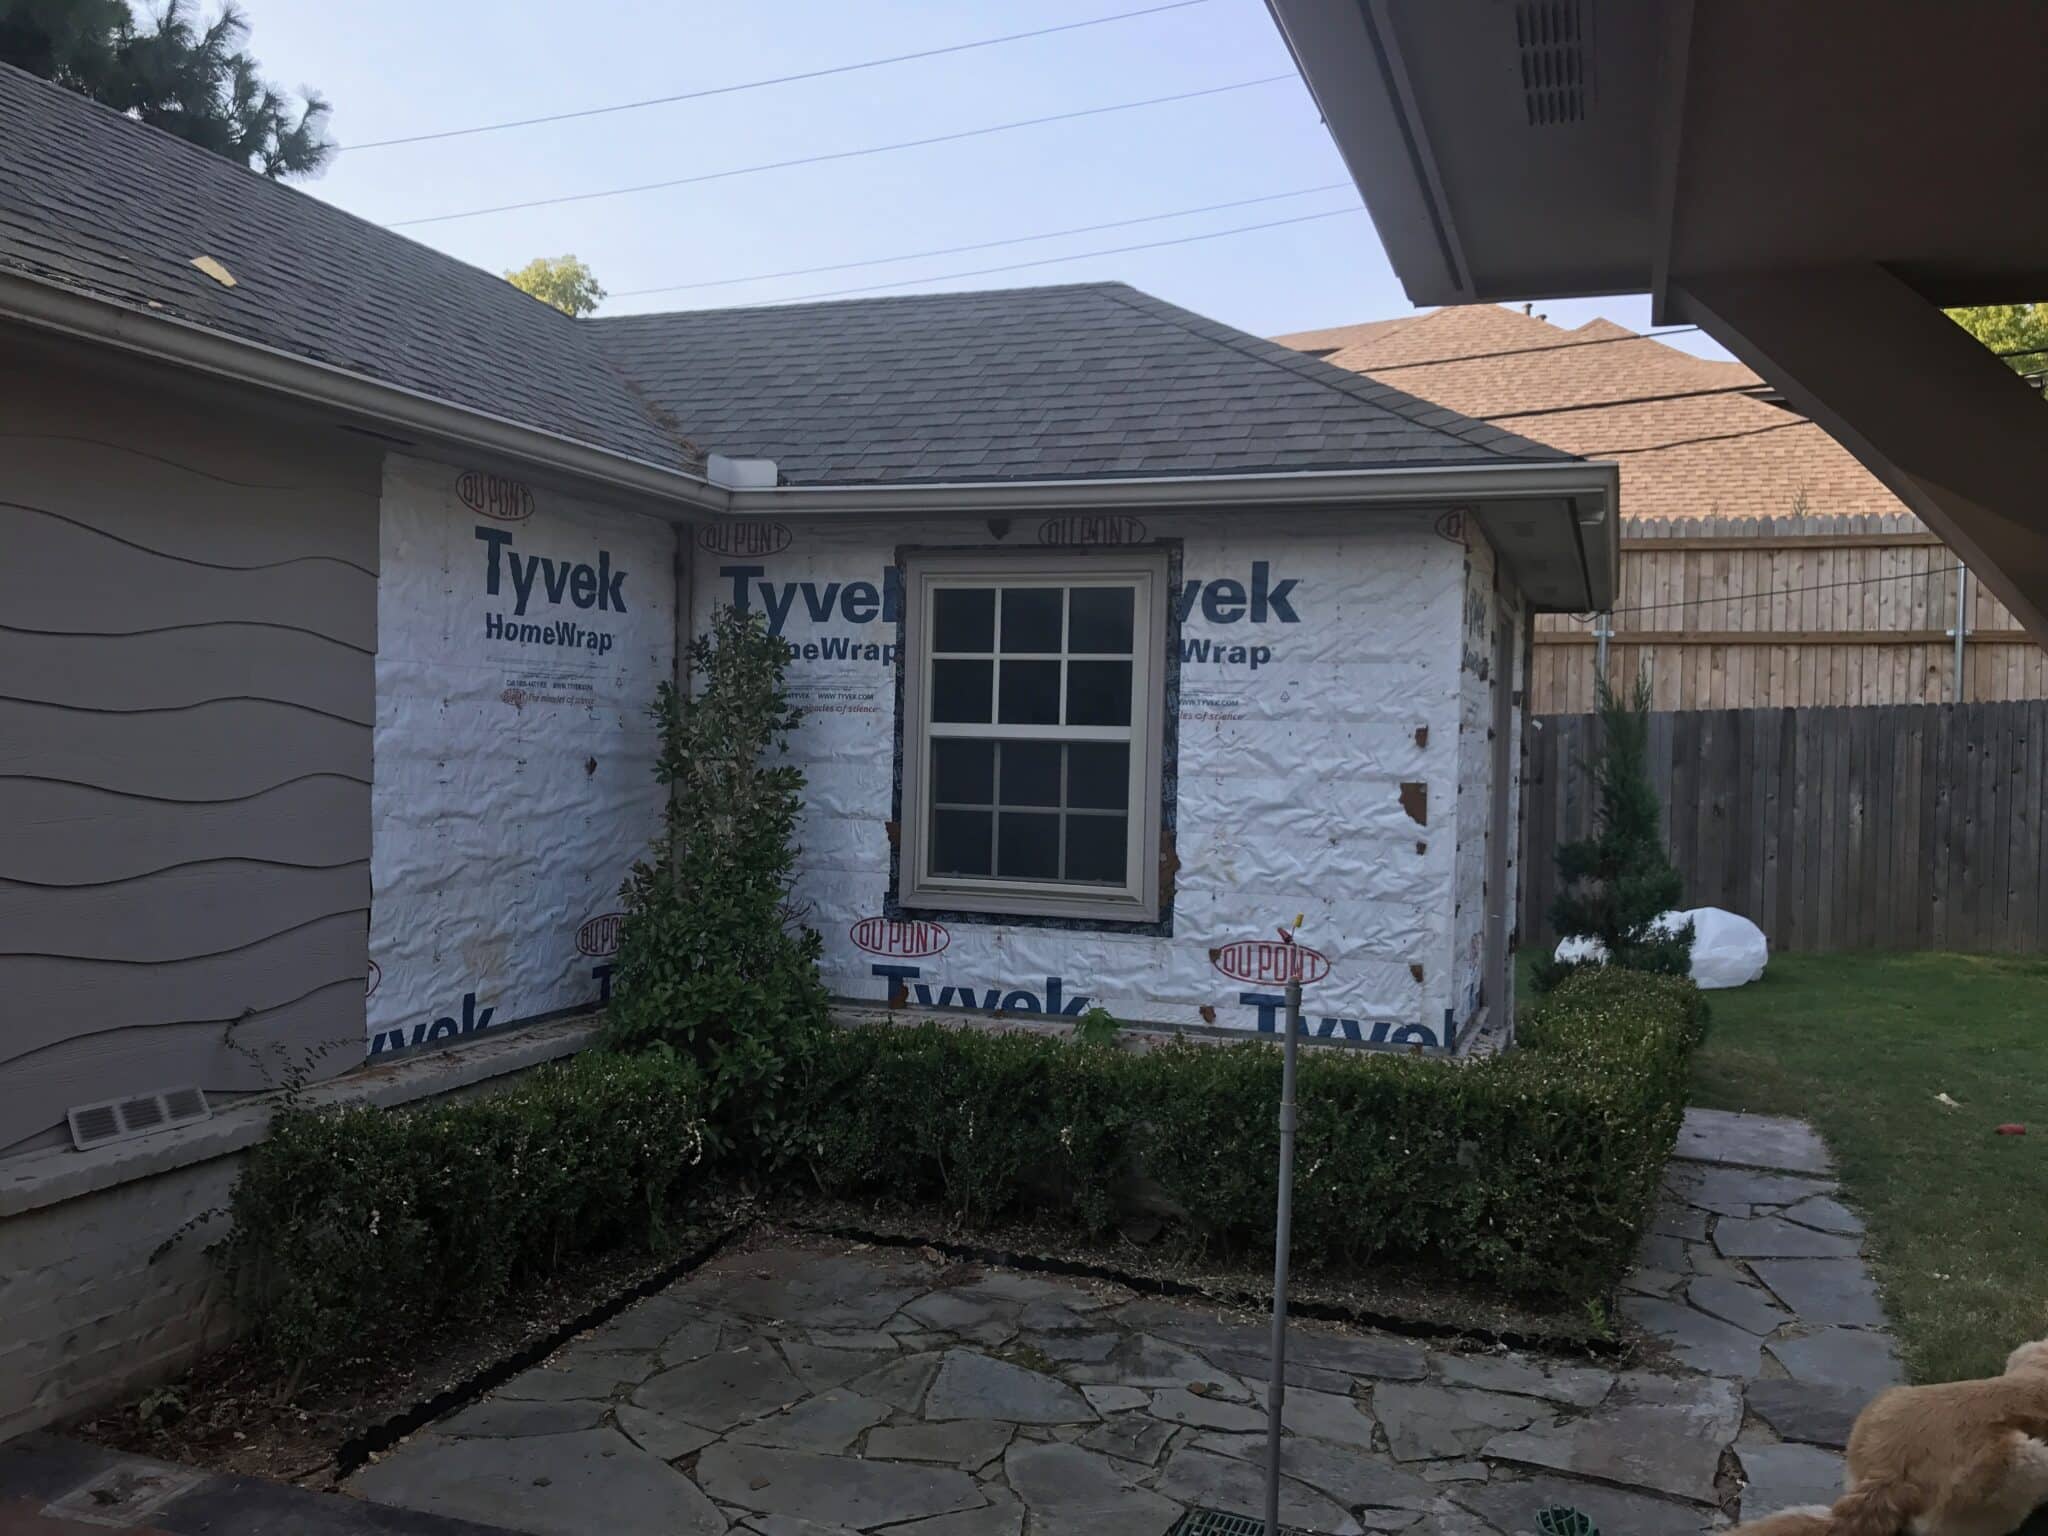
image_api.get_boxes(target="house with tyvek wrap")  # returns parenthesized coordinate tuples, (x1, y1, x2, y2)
(0, 64, 1617, 1429)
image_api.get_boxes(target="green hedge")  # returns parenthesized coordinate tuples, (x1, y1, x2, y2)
(798, 967, 1704, 1301)
(229, 1051, 706, 1376)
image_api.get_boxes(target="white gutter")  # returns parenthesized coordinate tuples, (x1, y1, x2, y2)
(0, 269, 732, 516)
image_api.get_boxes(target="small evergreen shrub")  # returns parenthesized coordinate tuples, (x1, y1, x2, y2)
(796, 967, 1703, 1301)
(606, 606, 829, 1165)
(1537, 670, 1695, 991)
(227, 1051, 705, 1379)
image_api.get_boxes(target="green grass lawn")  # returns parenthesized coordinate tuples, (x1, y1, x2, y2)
(1671, 951, 2048, 1383)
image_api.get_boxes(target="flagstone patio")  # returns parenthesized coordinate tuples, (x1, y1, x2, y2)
(347, 1109, 1898, 1535)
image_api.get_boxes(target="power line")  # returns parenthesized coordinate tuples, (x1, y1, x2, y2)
(345, 0, 1211, 151)
(1580, 420, 1812, 457)
(1610, 562, 1963, 616)
(1489, 382, 1774, 420)
(609, 185, 1356, 298)
(731, 207, 1367, 305)
(389, 75, 1298, 227)
(1344, 326, 1706, 371)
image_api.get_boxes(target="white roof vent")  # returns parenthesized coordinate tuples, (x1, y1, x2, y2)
(707, 453, 779, 490)
(68, 1088, 211, 1151)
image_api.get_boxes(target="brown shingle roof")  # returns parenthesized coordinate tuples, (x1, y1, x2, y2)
(1272, 305, 1908, 521)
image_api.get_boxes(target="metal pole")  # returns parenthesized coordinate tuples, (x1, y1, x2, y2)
(1594, 611, 1611, 683)
(1263, 974, 1302, 1536)
(1953, 562, 1969, 703)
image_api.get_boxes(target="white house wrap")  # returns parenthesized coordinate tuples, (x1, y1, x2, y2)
(368, 455, 676, 1054)
(689, 506, 1524, 1049)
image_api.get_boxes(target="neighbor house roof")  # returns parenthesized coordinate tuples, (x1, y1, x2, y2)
(0, 61, 698, 473)
(588, 283, 1571, 486)
(1274, 304, 1906, 521)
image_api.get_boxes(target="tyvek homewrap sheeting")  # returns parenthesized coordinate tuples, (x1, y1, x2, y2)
(367, 454, 675, 1054)
(694, 509, 1479, 1046)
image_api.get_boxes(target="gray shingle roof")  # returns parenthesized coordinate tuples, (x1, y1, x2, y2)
(589, 283, 1570, 485)
(0, 62, 1568, 489)
(0, 63, 696, 471)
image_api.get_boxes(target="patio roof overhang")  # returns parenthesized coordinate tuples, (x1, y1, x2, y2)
(1266, 0, 2048, 642)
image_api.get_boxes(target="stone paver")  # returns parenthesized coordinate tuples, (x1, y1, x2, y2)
(1743, 1378, 1868, 1449)
(1677, 1107, 1833, 1174)
(353, 1428, 727, 1536)
(1739, 1442, 1847, 1520)
(1003, 1443, 1181, 1535)
(925, 1350, 1094, 1424)
(697, 1443, 983, 1530)
(1768, 1328, 1906, 1394)
(1749, 1259, 1886, 1328)
(342, 1106, 1901, 1536)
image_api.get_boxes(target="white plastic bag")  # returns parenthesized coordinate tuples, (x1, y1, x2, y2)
(1550, 906, 1768, 990)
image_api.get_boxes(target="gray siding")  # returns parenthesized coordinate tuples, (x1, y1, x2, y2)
(0, 350, 380, 1156)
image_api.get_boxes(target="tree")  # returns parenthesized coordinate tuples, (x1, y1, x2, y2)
(1948, 304, 2048, 382)
(0, 0, 331, 177)
(505, 255, 606, 317)
(1533, 670, 1694, 991)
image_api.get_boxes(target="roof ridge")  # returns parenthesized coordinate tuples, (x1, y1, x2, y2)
(587, 279, 1130, 327)
(1097, 286, 1572, 463)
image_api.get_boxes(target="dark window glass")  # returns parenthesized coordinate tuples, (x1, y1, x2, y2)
(932, 739, 993, 804)
(1065, 816, 1128, 883)
(1067, 743, 1129, 810)
(999, 740, 1060, 807)
(933, 587, 995, 652)
(931, 659, 991, 723)
(997, 811, 1060, 879)
(931, 808, 992, 875)
(1067, 660, 1132, 726)
(1000, 587, 1062, 653)
(1069, 586, 1134, 654)
(998, 659, 1060, 725)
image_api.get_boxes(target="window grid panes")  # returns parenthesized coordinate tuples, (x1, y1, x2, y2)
(925, 581, 1137, 889)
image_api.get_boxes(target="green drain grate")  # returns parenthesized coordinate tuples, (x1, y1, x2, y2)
(1169, 1510, 1317, 1536)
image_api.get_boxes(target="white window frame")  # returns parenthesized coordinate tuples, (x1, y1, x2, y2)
(898, 547, 1168, 922)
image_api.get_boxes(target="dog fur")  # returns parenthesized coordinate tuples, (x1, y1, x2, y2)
(1730, 1340, 2048, 1536)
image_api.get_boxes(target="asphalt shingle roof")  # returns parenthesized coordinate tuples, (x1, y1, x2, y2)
(0, 63, 1571, 490)
(0, 62, 696, 471)
(1273, 304, 1906, 522)
(589, 284, 1569, 486)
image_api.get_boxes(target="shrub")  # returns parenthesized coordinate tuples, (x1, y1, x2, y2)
(227, 1051, 706, 1380)
(607, 606, 830, 1164)
(1537, 670, 1695, 991)
(795, 967, 1703, 1301)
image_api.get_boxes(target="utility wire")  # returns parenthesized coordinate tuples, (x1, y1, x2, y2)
(389, 75, 1297, 227)
(346, 0, 1211, 151)
(639, 207, 1367, 306)
(1609, 563, 1963, 616)
(609, 184, 1356, 298)
(1580, 420, 1812, 457)
(1489, 382, 1776, 420)
(1345, 326, 1705, 370)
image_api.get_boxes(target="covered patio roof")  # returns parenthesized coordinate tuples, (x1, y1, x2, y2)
(1268, 0, 2048, 641)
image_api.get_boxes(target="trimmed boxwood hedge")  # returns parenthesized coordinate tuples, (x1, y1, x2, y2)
(228, 968, 1697, 1375)
(796, 967, 1704, 1301)
(228, 1050, 706, 1376)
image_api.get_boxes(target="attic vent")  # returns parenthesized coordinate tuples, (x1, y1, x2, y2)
(67, 1088, 210, 1151)
(1516, 0, 1590, 125)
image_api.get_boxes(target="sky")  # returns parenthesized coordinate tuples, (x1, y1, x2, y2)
(245, 0, 1731, 356)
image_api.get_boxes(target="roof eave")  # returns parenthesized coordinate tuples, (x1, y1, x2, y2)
(0, 267, 732, 516)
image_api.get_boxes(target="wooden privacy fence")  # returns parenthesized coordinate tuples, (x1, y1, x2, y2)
(1518, 700, 2048, 954)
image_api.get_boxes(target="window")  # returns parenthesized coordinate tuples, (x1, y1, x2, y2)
(899, 548, 1168, 921)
